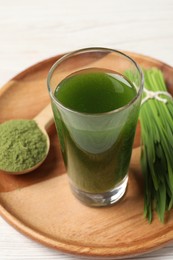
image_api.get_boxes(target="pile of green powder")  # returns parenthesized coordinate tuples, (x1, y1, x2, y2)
(0, 120, 48, 173)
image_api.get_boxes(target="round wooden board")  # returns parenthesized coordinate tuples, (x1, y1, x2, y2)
(0, 52, 173, 259)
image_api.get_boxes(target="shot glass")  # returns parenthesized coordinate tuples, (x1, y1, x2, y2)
(47, 47, 143, 207)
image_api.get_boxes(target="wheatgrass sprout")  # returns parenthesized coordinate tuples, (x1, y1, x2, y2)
(126, 68, 173, 223)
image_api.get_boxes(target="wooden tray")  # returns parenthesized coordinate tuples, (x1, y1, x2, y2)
(0, 52, 173, 259)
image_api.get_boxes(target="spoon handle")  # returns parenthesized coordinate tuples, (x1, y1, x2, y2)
(34, 103, 54, 130)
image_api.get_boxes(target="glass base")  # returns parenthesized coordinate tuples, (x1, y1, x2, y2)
(70, 175, 128, 207)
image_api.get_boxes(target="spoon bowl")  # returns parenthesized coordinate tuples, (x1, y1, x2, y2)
(0, 104, 53, 175)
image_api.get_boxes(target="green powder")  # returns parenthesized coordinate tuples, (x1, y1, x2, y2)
(0, 119, 48, 172)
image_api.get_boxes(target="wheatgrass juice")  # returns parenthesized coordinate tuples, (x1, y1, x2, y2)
(52, 68, 139, 194)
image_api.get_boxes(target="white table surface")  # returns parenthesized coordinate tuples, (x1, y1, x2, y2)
(0, 0, 173, 259)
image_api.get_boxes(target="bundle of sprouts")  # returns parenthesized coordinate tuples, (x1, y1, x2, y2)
(127, 68, 173, 223)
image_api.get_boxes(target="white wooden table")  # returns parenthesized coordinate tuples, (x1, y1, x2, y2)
(0, 0, 173, 259)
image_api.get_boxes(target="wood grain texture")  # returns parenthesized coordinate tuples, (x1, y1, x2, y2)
(1, 1, 173, 259)
(0, 52, 173, 259)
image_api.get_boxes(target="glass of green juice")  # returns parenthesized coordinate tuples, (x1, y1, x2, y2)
(47, 47, 143, 207)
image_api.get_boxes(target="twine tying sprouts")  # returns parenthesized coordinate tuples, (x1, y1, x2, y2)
(141, 88, 172, 105)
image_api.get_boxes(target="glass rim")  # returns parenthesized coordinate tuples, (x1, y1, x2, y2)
(47, 47, 144, 116)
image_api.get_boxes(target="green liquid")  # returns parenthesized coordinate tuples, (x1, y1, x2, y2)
(53, 69, 139, 193)
(55, 69, 136, 113)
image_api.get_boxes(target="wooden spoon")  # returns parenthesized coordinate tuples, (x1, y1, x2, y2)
(1, 104, 54, 175)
